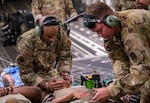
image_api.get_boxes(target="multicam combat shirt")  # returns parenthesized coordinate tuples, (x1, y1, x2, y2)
(31, 0, 77, 21)
(104, 9, 150, 99)
(16, 29, 72, 86)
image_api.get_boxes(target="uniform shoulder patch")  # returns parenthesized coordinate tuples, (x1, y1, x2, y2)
(17, 56, 26, 65)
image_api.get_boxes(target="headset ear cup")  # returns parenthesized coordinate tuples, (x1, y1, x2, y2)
(35, 25, 42, 35)
(148, 5, 150, 11)
(105, 15, 118, 27)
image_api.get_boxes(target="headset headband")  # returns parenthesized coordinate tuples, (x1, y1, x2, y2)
(83, 14, 102, 28)
(83, 13, 119, 28)
(42, 16, 59, 26)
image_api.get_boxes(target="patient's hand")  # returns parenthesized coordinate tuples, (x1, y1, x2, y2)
(73, 90, 90, 99)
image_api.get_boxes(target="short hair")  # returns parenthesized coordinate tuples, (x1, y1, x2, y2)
(85, 2, 114, 18)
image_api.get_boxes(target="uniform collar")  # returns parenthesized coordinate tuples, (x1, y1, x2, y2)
(35, 34, 58, 49)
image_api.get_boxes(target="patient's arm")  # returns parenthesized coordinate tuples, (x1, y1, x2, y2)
(0, 86, 42, 103)
(52, 90, 90, 103)
(52, 93, 74, 103)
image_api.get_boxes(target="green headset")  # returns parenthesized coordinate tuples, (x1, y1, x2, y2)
(83, 14, 119, 28)
(35, 16, 60, 35)
(148, 4, 150, 11)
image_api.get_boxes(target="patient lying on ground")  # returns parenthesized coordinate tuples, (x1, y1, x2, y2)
(43, 70, 92, 103)
(52, 85, 91, 103)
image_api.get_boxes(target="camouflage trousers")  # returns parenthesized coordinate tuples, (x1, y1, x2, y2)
(140, 79, 150, 103)
(0, 94, 31, 103)
(140, 95, 150, 103)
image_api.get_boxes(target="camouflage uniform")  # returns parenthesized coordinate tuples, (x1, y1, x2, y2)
(15, 28, 72, 97)
(0, 94, 31, 103)
(104, 9, 150, 103)
(31, 0, 77, 22)
(114, 0, 136, 11)
(31, 0, 77, 36)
